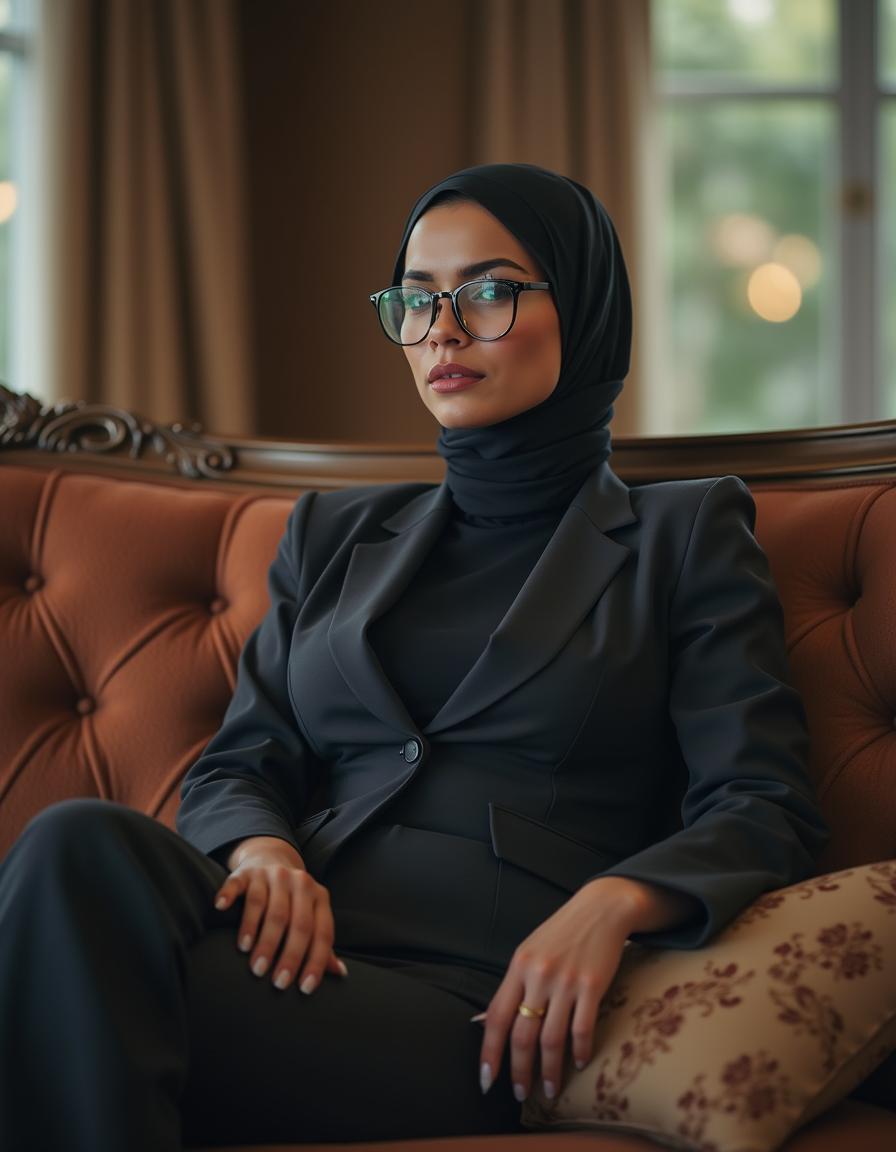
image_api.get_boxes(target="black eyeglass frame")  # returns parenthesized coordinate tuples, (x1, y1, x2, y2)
(368, 278, 552, 346)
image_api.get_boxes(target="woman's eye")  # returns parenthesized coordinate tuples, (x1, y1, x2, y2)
(404, 292, 431, 312)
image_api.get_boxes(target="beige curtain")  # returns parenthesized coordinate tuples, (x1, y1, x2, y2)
(468, 0, 653, 436)
(41, 0, 252, 435)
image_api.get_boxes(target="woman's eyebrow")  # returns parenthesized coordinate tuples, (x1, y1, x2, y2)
(402, 258, 529, 282)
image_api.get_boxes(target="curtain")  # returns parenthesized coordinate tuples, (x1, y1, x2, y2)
(41, 0, 252, 435)
(468, 0, 653, 436)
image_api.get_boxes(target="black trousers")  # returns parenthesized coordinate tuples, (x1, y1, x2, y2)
(0, 799, 525, 1151)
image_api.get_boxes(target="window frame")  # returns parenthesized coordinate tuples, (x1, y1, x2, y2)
(651, 0, 891, 428)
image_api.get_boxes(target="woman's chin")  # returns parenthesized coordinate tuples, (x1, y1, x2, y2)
(424, 397, 486, 430)
(438, 413, 494, 431)
(424, 393, 513, 431)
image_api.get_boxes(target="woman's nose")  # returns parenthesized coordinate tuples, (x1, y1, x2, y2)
(428, 297, 470, 346)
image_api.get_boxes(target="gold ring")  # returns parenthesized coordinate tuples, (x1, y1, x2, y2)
(517, 1002, 547, 1019)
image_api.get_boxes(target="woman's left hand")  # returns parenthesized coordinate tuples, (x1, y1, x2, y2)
(476, 876, 699, 1103)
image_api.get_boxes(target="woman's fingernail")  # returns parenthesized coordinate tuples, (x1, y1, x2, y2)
(239, 934, 252, 953)
(336, 959, 349, 978)
(470, 1011, 487, 1023)
(252, 956, 268, 977)
(274, 970, 291, 990)
(215, 896, 227, 909)
(514, 1082, 527, 1102)
(480, 1062, 493, 1094)
(543, 1080, 556, 1099)
(575, 1058, 587, 1071)
(300, 974, 318, 995)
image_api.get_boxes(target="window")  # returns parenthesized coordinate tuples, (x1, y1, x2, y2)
(0, 0, 39, 394)
(648, 0, 895, 435)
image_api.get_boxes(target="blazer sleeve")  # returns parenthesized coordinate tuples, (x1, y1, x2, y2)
(600, 474, 830, 948)
(176, 492, 326, 867)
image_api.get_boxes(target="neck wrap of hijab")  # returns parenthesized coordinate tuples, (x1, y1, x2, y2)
(391, 163, 632, 520)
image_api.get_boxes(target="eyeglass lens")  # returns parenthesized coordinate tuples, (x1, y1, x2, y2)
(379, 281, 515, 344)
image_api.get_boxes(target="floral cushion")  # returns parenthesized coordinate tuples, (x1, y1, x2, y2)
(521, 861, 896, 1152)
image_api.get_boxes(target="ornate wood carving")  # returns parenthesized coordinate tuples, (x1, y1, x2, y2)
(0, 384, 235, 479)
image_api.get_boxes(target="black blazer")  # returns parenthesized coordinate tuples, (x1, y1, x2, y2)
(177, 462, 829, 949)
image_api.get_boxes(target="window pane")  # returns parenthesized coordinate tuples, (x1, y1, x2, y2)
(0, 0, 23, 32)
(0, 53, 10, 382)
(883, 101, 896, 415)
(658, 100, 838, 433)
(654, 0, 836, 86)
(884, 0, 896, 84)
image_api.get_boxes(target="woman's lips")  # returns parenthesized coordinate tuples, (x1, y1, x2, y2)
(427, 363, 485, 393)
(429, 374, 484, 394)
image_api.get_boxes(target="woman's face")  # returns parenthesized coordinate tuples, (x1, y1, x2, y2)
(400, 201, 562, 429)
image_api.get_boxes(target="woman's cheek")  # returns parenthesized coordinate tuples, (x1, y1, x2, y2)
(507, 325, 560, 406)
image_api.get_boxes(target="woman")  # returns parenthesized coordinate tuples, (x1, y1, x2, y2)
(0, 163, 828, 1151)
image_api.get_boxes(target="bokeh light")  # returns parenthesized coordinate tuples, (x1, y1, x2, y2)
(711, 213, 776, 266)
(0, 182, 17, 224)
(726, 0, 774, 25)
(747, 262, 803, 322)
(773, 233, 822, 288)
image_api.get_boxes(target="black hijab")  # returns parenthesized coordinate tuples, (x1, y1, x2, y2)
(391, 162, 632, 519)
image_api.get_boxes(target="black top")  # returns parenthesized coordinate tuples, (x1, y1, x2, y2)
(368, 507, 563, 728)
(177, 469, 829, 959)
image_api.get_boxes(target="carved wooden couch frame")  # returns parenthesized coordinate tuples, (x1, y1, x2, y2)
(1, 383, 894, 1152)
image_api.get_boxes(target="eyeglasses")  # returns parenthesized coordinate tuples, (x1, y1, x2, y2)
(369, 278, 551, 345)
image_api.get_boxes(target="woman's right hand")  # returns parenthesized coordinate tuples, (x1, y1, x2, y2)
(213, 835, 348, 994)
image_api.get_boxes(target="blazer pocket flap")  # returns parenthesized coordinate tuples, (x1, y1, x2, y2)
(294, 807, 335, 849)
(488, 803, 613, 893)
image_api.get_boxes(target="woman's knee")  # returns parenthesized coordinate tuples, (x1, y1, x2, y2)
(17, 797, 152, 864)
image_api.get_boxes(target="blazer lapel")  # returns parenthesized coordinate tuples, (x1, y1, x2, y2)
(425, 463, 638, 734)
(328, 484, 453, 735)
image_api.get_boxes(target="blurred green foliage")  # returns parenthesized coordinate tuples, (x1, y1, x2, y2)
(660, 98, 836, 431)
(654, 0, 836, 84)
(653, 0, 895, 431)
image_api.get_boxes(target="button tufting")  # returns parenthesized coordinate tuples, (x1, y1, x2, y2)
(209, 597, 228, 615)
(75, 697, 95, 716)
(23, 574, 43, 593)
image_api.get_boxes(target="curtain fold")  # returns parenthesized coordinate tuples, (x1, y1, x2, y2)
(468, 0, 652, 435)
(41, 0, 252, 434)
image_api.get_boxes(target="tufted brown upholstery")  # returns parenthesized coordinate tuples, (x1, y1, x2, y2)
(1, 467, 295, 853)
(756, 482, 896, 871)
(1, 404, 895, 1152)
(3, 471, 895, 874)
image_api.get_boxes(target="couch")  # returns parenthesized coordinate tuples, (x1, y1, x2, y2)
(1, 382, 894, 1152)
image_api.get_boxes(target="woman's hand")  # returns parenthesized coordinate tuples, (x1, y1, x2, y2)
(213, 835, 348, 994)
(477, 876, 700, 1103)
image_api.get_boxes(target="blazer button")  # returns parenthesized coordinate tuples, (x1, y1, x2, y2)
(401, 738, 422, 764)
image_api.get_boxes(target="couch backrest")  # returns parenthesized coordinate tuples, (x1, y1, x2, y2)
(2, 406, 895, 868)
(750, 480, 896, 869)
(1, 466, 293, 859)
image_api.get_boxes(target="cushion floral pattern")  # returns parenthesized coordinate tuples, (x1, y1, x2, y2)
(521, 861, 896, 1152)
